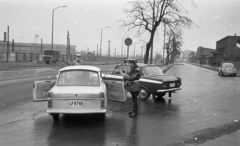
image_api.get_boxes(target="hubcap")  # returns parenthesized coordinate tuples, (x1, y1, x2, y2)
(140, 90, 146, 97)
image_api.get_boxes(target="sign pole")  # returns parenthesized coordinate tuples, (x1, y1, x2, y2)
(127, 46, 129, 58)
(124, 37, 132, 59)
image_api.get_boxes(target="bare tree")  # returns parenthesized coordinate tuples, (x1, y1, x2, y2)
(165, 28, 182, 64)
(119, 0, 196, 64)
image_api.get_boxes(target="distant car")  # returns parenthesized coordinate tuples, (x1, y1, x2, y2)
(33, 66, 127, 121)
(104, 62, 182, 100)
(218, 63, 236, 76)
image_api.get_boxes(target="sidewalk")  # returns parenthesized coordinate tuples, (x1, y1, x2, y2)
(189, 63, 240, 77)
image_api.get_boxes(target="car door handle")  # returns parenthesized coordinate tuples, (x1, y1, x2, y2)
(111, 81, 116, 83)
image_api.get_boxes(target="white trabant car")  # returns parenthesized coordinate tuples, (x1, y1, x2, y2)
(33, 66, 127, 121)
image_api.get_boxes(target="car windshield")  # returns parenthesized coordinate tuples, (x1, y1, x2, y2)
(223, 63, 234, 68)
(142, 66, 164, 76)
(57, 70, 100, 86)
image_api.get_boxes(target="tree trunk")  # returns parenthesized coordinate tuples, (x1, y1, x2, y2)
(144, 30, 155, 64)
(144, 42, 151, 64)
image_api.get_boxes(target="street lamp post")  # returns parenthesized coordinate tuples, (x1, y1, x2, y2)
(100, 26, 110, 56)
(51, 5, 67, 51)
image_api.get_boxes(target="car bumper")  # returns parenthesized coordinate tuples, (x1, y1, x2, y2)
(222, 72, 235, 75)
(157, 87, 182, 93)
(47, 108, 107, 114)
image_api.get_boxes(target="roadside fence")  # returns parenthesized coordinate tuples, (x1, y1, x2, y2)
(0, 52, 143, 64)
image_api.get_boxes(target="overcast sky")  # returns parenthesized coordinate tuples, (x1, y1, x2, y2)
(0, 0, 239, 56)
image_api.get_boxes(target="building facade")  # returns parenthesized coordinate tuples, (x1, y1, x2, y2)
(216, 35, 240, 60)
(0, 41, 76, 54)
(196, 46, 215, 58)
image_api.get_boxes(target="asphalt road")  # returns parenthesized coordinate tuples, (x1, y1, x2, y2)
(0, 63, 239, 146)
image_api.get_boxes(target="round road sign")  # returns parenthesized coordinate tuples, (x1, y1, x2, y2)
(124, 38, 132, 46)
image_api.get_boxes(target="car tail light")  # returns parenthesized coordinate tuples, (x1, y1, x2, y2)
(100, 92, 104, 107)
(48, 98, 52, 108)
(48, 92, 53, 108)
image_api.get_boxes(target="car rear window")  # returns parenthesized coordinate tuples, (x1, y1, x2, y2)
(57, 70, 100, 86)
(142, 66, 164, 76)
(223, 63, 234, 68)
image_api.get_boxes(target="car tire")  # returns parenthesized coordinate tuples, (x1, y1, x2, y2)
(52, 114, 59, 121)
(99, 113, 105, 121)
(138, 88, 150, 100)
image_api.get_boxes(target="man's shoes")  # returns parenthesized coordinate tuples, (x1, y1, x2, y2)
(129, 111, 138, 118)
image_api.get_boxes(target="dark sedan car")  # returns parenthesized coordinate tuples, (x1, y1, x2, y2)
(103, 62, 182, 100)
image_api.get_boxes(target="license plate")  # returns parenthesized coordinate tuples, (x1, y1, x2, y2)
(68, 100, 85, 106)
(169, 83, 175, 87)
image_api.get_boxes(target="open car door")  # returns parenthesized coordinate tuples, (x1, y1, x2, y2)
(33, 80, 56, 102)
(102, 69, 127, 102)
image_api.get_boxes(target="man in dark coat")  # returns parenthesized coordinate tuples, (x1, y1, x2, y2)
(123, 59, 141, 118)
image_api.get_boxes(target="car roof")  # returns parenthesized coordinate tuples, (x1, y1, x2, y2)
(60, 65, 101, 72)
(116, 63, 157, 68)
(222, 63, 234, 67)
(222, 63, 234, 65)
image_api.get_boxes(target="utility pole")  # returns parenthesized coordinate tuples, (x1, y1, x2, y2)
(67, 31, 70, 54)
(7, 26, 9, 62)
(41, 38, 43, 54)
(108, 40, 111, 57)
(12, 39, 14, 52)
(134, 43, 136, 58)
(115, 48, 116, 57)
(97, 44, 98, 55)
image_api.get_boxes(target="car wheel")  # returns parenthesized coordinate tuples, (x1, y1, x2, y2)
(52, 114, 59, 121)
(234, 74, 236, 77)
(138, 88, 150, 100)
(99, 113, 105, 121)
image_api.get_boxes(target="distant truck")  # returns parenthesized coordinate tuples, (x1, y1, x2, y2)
(42, 50, 60, 64)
